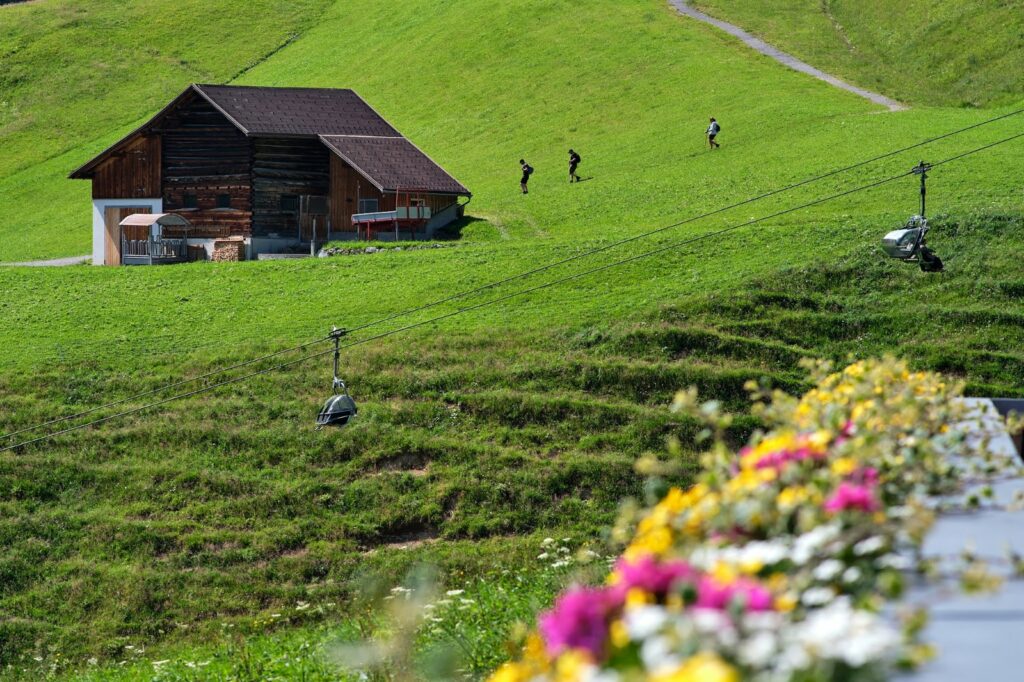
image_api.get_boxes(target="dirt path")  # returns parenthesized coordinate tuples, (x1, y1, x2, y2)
(668, 0, 907, 112)
(0, 255, 90, 267)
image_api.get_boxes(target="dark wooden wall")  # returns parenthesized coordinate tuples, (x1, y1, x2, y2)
(91, 135, 161, 199)
(156, 94, 252, 238)
(252, 138, 330, 238)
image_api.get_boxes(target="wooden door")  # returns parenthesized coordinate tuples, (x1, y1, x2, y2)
(103, 206, 151, 265)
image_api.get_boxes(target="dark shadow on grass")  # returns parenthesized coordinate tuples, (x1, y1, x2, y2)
(432, 215, 489, 241)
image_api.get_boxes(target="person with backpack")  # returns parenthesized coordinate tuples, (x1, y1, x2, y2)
(519, 159, 534, 194)
(568, 149, 581, 183)
(707, 117, 721, 149)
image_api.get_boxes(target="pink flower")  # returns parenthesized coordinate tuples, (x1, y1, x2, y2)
(538, 587, 616, 658)
(612, 556, 695, 596)
(694, 576, 774, 612)
(824, 482, 880, 513)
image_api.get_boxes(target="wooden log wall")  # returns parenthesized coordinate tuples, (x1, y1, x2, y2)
(329, 154, 385, 232)
(91, 135, 161, 199)
(252, 138, 330, 238)
(156, 95, 253, 238)
(328, 155, 459, 235)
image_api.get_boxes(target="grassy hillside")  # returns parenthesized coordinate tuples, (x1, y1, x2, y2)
(0, 0, 331, 260)
(1, 0, 1024, 678)
(693, 0, 1024, 107)
(2, 0, 1023, 261)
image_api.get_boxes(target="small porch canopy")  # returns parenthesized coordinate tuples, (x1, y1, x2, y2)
(119, 213, 192, 229)
(119, 213, 192, 265)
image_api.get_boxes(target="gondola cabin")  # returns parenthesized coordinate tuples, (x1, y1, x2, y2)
(70, 84, 471, 265)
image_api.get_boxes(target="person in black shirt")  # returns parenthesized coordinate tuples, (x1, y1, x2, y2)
(519, 159, 533, 194)
(568, 149, 581, 183)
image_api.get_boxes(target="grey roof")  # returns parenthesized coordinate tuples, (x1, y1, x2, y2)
(320, 135, 470, 195)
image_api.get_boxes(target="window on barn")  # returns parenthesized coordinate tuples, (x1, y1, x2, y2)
(410, 198, 425, 207)
(280, 194, 299, 212)
(183, 193, 198, 209)
(358, 198, 379, 214)
(216, 194, 231, 209)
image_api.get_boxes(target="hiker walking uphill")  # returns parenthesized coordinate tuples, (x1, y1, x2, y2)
(519, 159, 534, 194)
(707, 117, 721, 149)
(568, 149, 581, 183)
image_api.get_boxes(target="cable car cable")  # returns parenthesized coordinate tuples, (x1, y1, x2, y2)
(4, 116, 1023, 443)
(7, 129, 1022, 452)
(23, 105, 1024, 369)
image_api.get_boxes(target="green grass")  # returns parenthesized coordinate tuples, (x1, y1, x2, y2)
(2, 0, 1024, 679)
(0, 0, 331, 261)
(692, 0, 1024, 107)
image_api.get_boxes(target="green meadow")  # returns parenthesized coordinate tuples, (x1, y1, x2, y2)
(693, 0, 1024, 108)
(1, 0, 1023, 679)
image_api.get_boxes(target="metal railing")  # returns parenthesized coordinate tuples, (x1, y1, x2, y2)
(121, 237, 188, 262)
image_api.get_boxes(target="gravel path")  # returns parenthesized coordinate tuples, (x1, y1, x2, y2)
(0, 255, 91, 267)
(668, 0, 907, 112)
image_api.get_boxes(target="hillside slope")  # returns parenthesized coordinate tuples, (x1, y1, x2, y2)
(693, 0, 1024, 107)
(1, 0, 1024, 677)
(2, 0, 1023, 261)
(0, 0, 330, 260)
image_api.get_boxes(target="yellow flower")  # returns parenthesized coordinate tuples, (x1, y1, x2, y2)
(766, 572, 788, 592)
(652, 652, 739, 682)
(830, 457, 858, 477)
(625, 587, 653, 609)
(488, 663, 534, 682)
(625, 525, 673, 559)
(523, 632, 548, 667)
(711, 561, 738, 585)
(610, 619, 630, 649)
(555, 649, 591, 681)
(774, 593, 797, 612)
(739, 558, 764, 575)
(777, 485, 809, 510)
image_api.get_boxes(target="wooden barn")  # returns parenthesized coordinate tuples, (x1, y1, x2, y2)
(70, 84, 471, 265)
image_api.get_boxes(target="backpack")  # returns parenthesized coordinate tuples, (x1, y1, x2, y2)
(525, 164, 534, 175)
(573, 153, 581, 164)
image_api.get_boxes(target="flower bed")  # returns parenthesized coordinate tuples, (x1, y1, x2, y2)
(490, 358, 1019, 682)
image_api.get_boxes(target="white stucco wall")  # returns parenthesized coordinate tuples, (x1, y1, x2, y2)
(91, 198, 163, 265)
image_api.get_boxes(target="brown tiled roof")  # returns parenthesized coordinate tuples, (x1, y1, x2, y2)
(319, 135, 470, 195)
(71, 84, 468, 195)
(194, 85, 400, 137)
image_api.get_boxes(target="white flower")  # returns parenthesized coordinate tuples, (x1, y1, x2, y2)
(813, 559, 844, 581)
(152, 660, 170, 667)
(541, 537, 555, 546)
(788, 598, 900, 668)
(854, 536, 886, 556)
(842, 567, 862, 583)
(445, 589, 464, 596)
(792, 524, 841, 565)
(537, 553, 550, 560)
(624, 605, 668, 640)
(801, 586, 836, 606)
(878, 553, 912, 570)
(640, 635, 682, 675)
(691, 608, 730, 634)
(739, 630, 778, 667)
